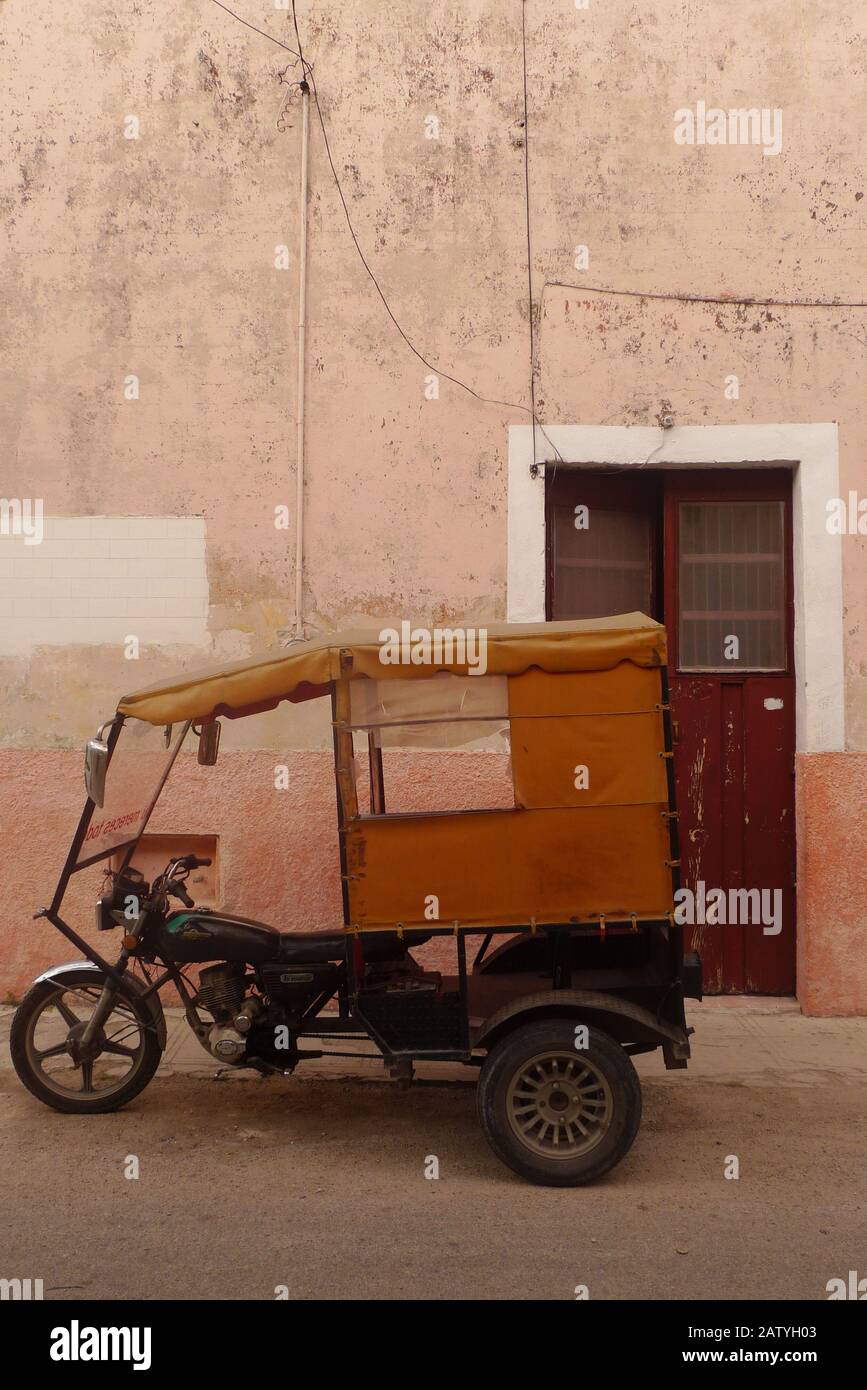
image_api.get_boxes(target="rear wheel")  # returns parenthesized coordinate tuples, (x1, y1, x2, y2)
(10, 969, 162, 1114)
(477, 1019, 642, 1186)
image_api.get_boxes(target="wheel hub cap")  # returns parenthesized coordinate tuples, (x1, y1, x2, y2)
(506, 1051, 613, 1160)
(64, 1020, 103, 1066)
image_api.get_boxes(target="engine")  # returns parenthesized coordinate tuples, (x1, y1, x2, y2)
(195, 961, 313, 1071)
(197, 961, 246, 1019)
(196, 962, 264, 1064)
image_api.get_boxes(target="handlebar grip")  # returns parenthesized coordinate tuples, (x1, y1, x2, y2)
(186, 856, 212, 869)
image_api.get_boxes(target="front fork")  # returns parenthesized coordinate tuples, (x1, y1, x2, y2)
(78, 914, 168, 1050)
(79, 974, 125, 1048)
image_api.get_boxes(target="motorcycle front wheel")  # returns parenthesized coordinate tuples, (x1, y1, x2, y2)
(10, 968, 162, 1114)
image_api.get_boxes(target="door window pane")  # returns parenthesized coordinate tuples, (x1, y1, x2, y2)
(552, 506, 653, 619)
(678, 501, 786, 671)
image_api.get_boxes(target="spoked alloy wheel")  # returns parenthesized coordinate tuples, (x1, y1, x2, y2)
(10, 969, 162, 1114)
(505, 1050, 613, 1159)
(478, 1020, 642, 1186)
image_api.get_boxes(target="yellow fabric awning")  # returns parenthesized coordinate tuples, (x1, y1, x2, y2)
(116, 614, 667, 726)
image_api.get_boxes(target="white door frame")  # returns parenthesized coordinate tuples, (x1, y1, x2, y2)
(507, 422, 844, 754)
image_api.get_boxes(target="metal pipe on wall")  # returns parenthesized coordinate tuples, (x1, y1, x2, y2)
(293, 80, 311, 639)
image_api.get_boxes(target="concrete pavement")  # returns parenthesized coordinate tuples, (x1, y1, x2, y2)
(1, 999, 865, 1300)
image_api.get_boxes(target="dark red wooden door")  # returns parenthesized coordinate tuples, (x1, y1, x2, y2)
(547, 467, 796, 994)
(663, 472, 796, 994)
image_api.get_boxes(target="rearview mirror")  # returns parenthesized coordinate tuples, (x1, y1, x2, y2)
(197, 720, 221, 766)
(84, 729, 110, 807)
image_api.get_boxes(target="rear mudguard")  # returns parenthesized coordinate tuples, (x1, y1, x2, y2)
(33, 961, 167, 1050)
(472, 988, 691, 1066)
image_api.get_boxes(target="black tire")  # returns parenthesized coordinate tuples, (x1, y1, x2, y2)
(477, 1019, 642, 1186)
(10, 968, 163, 1115)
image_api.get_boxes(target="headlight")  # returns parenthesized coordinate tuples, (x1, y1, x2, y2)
(95, 869, 148, 931)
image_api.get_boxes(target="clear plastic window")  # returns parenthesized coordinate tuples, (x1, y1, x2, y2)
(75, 720, 189, 868)
(348, 673, 512, 815)
(349, 672, 509, 749)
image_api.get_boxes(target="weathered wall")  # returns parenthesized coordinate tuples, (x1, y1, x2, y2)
(796, 753, 867, 1016)
(1, 2, 864, 1005)
(0, 748, 511, 996)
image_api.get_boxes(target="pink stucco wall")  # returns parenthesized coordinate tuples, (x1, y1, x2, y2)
(1, 2, 865, 1009)
(796, 753, 867, 1017)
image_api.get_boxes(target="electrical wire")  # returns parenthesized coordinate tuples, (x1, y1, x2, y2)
(209, 0, 304, 61)
(521, 1, 541, 470)
(206, 2, 864, 485)
(519, 1, 568, 475)
(289, 0, 307, 70)
(207, 0, 564, 460)
(545, 281, 867, 310)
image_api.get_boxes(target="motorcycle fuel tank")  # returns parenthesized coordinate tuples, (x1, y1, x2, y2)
(155, 910, 281, 964)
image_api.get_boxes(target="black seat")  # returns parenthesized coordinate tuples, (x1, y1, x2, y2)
(277, 929, 431, 965)
(277, 930, 348, 964)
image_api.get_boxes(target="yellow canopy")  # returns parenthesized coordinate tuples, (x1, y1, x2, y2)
(116, 614, 666, 726)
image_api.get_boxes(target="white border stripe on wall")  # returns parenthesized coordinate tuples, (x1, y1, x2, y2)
(507, 423, 843, 754)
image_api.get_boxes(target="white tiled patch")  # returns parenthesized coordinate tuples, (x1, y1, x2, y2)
(0, 517, 208, 652)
